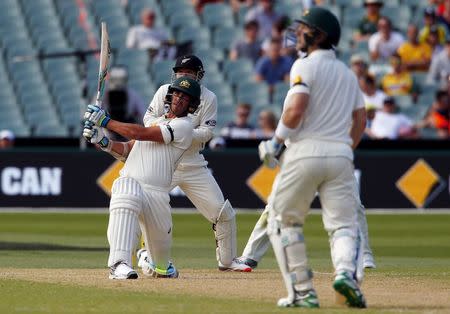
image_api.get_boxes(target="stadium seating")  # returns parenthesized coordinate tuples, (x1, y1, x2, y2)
(0, 0, 444, 139)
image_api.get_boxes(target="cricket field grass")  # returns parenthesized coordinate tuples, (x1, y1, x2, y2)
(0, 211, 449, 313)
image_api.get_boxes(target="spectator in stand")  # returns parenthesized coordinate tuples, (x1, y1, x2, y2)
(350, 53, 369, 80)
(261, 16, 293, 57)
(245, 0, 281, 40)
(0, 130, 15, 149)
(419, 7, 447, 45)
(427, 36, 450, 88)
(192, 0, 224, 14)
(417, 90, 450, 138)
(253, 109, 277, 138)
(437, 0, 450, 34)
(126, 8, 172, 59)
(363, 104, 377, 139)
(368, 16, 405, 62)
(370, 97, 416, 139)
(381, 53, 418, 100)
(359, 74, 387, 110)
(427, 25, 444, 59)
(220, 103, 255, 139)
(397, 24, 432, 72)
(102, 67, 147, 140)
(353, 0, 384, 43)
(229, 20, 262, 64)
(230, 0, 256, 14)
(254, 37, 294, 94)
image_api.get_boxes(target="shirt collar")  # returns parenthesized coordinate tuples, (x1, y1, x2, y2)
(308, 49, 336, 60)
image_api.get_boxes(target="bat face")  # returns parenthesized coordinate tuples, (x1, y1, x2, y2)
(96, 22, 111, 107)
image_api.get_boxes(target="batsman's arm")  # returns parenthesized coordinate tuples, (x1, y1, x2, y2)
(107, 120, 166, 142)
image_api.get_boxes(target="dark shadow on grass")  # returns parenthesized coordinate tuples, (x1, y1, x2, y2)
(0, 242, 108, 251)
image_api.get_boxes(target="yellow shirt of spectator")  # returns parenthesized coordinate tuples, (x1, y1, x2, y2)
(381, 72, 413, 96)
(397, 42, 432, 69)
(419, 25, 447, 45)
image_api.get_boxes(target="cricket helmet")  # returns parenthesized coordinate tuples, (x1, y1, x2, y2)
(296, 7, 341, 48)
(168, 76, 201, 114)
(172, 55, 205, 81)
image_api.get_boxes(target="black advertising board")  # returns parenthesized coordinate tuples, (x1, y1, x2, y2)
(0, 149, 449, 209)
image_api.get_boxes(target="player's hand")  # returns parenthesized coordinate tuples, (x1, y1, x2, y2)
(84, 104, 110, 127)
(258, 138, 282, 169)
(83, 121, 110, 150)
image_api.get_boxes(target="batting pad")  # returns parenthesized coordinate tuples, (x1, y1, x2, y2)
(107, 207, 140, 267)
(214, 200, 236, 266)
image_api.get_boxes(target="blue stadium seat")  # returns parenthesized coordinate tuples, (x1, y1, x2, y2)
(202, 3, 235, 29)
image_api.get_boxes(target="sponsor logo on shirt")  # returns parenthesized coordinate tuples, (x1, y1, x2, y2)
(205, 120, 216, 127)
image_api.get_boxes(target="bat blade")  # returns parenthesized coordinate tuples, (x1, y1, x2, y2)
(95, 22, 111, 107)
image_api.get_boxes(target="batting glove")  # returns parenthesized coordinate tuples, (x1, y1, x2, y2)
(84, 104, 111, 127)
(83, 121, 111, 151)
(258, 138, 283, 169)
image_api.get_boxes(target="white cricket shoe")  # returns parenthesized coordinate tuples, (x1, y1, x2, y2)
(363, 253, 376, 269)
(218, 258, 252, 272)
(277, 289, 320, 308)
(109, 262, 138, 280)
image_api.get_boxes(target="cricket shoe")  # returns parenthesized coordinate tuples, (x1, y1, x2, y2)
(363, 253, 376, 269)
(333, 272, 367, 308)
(277, 289, 320, 308)
(109, 262, 138, 280)
(234, 256, 258, 269)
(218, 258, 252, 272)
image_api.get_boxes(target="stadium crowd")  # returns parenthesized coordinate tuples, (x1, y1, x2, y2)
(1, 0, 450, 142)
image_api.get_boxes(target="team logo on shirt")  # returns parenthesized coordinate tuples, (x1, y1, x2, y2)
(205, 120, 216, 126)
(179, 80, 190, 88)
(293, 75, 308, 87)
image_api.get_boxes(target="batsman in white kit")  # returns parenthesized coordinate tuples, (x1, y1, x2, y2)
(83, 76, 201, 279)
(257, 8, 368, 308)
(136, 55, 250, 272)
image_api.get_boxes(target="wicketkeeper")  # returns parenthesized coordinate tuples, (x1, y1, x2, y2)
(137, 55, 251, 272)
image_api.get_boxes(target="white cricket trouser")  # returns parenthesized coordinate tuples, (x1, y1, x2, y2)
(171, 166, 225, 222)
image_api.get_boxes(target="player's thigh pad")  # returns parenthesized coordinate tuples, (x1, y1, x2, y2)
(267, 217, 314, 292)
(107, 177, 143, 266)
(140, 188, 173, 269)
(214, 199, 236, 266)
(175, 166, 225, 223)
(269, 156, 325, 225)
(318, 157, 358, 232)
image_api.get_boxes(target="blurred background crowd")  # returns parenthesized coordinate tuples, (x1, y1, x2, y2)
(0, 0, 449, 149)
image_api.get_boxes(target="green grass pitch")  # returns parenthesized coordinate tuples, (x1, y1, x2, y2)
(0, 211, 449, 313)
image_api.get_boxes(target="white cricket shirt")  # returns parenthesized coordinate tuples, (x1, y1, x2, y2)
(120, 116, 193, 190)
(285, 49, 365, 160)
(143, 84, 218, 167)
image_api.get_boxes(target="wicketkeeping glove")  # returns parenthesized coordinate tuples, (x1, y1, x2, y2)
(258, 138, 283, 169)
(84, 104, 111, 127)
(83, 121, 111, 151)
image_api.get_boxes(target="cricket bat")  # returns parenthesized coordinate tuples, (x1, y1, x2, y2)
(95, 22, 111, 108)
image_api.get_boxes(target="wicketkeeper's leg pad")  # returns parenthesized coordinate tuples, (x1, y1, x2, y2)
(213, 199, 237, 266)
(329, 226, 359, 279)
(268, 218, 314, 300)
